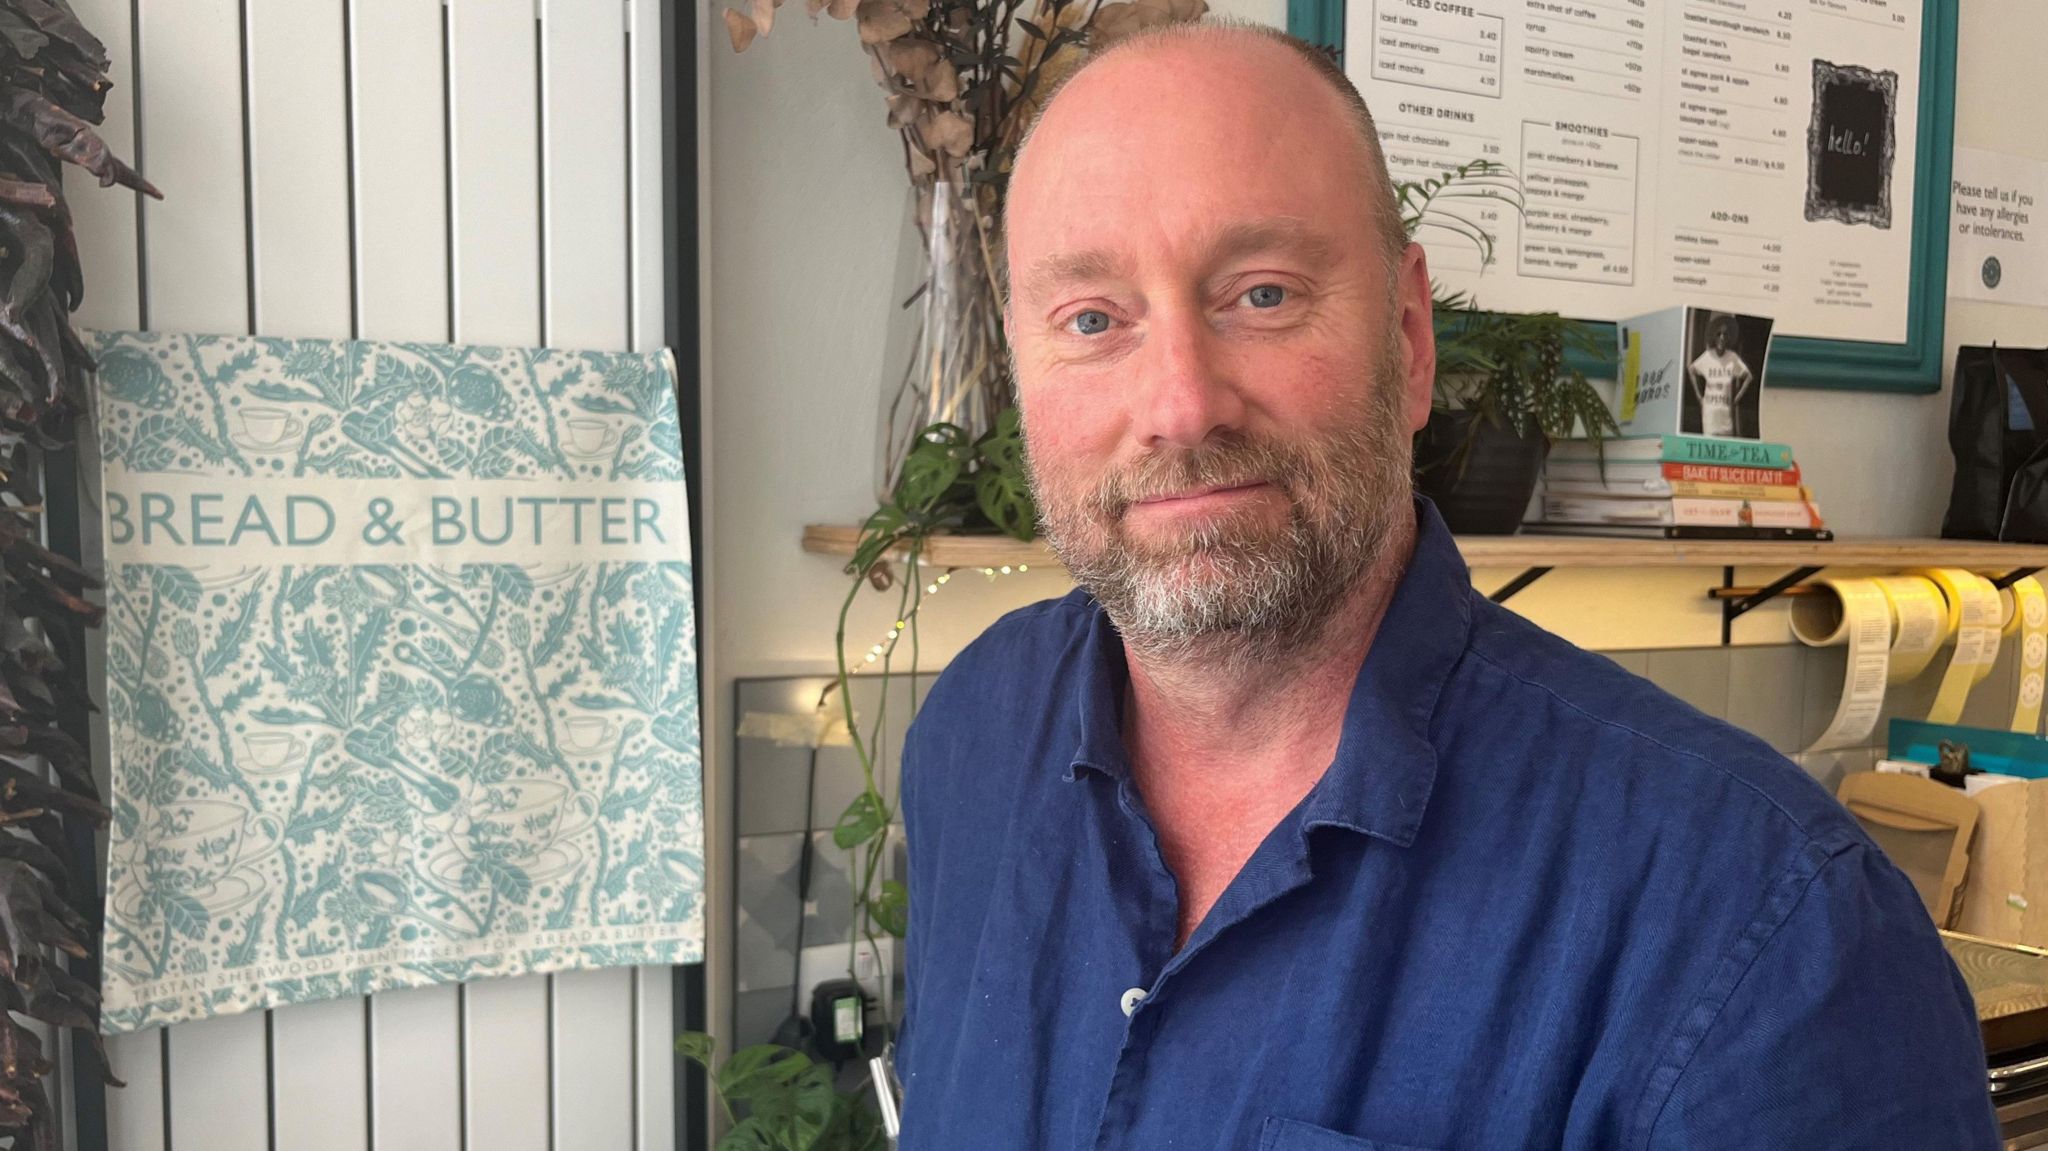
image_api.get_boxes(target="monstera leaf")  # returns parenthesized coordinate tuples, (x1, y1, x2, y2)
(676, 1035, 887, 1151)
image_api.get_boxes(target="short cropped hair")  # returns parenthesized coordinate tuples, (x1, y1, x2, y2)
(997, 18, 1408, 303)
(1706, 314, 1739, 348)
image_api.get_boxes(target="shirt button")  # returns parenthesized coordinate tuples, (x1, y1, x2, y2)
(1120, 987, 1148, 1017)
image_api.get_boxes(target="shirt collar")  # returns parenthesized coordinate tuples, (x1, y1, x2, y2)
(1062, 497, 1472, 850)
(1064, 595, 1133, 782)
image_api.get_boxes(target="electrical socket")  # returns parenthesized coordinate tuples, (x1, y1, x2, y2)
(797, 937, 892, 1013)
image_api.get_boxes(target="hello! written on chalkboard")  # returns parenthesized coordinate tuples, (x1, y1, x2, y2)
(1806, 58, 1899, 230)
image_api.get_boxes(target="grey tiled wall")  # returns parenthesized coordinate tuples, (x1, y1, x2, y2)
(732, 675, 918, 1050)
(1622, 637, 2022, 792)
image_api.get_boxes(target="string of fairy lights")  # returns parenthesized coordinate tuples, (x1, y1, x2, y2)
(855, 562, 1032, 671)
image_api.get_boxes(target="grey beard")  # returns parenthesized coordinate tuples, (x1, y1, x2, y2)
(1062, 494, 1387, 670)
(1030, 386, 1414, 672)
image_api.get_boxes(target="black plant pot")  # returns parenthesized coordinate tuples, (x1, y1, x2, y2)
(1413, 409, 1548, 535)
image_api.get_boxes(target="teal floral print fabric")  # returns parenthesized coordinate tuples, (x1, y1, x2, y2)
(93, 332, 703, 1033)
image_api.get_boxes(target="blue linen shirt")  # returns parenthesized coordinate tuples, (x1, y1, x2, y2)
(897, 500, 1997, 1150)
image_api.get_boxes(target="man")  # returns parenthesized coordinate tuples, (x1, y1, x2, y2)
(896, 20, 1995, 1149)
(1686, 314, 1754, 438)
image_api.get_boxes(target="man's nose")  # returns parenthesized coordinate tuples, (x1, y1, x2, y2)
(1128, 303, 1245, 449)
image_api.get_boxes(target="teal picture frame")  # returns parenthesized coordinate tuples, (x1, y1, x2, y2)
(1301, 0, 1960, 394)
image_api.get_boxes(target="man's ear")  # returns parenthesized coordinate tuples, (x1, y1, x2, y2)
(1396, 243, 1437, 433)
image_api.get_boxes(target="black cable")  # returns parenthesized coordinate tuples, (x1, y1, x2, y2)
(789, 739, 819, 1021)
(773, 684, 835, 1052)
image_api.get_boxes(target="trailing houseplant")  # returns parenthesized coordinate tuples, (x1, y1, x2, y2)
(0, 0, 161, 1145)
(1404, 160, 1618, 534)
(674, 414, 1033, 1147)
(694, 0, 1203, 1134)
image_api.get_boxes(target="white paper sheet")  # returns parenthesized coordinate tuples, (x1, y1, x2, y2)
(1351, 0, 1924, 342)
(1947, 146, 2048, 308)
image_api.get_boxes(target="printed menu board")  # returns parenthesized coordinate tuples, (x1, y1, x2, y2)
(1349, 0, 1924, 343)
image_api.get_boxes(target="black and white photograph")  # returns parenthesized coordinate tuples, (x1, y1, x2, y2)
(1680, 310, 1774, 439)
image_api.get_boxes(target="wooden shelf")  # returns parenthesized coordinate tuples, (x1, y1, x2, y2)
(802, 524, 2048, 573)
(802, 524, 1059, 571)
(1453, 536, 2048, 570)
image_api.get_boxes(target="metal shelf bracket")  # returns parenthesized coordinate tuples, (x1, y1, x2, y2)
(1489, 567, 1553, 604)
(1718, 564, 1826, 646)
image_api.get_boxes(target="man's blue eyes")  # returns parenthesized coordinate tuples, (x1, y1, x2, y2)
(1068, 285, 1287, 335)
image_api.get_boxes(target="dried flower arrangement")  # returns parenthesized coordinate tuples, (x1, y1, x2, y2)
(722, 0, 1205, 488)
(0, 0, 160, 1145)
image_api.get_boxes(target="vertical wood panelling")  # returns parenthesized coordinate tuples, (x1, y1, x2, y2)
(552, 971, 634, 1149)
(138, 0, 247, 334)
(448, 5, 550, 1150)
(65, 0, 140, 334)
(350, 0, 450, 341)
(349, 3, 467, 1148)
(271, 999, 370, 1151)
(246, 7, 373, 1145)
(246, 0, 350, 337)
(165, 1015, 267, 1151)
(448, 0, 540, 345)
(541, 0, 627, 349)
(138, 2, 266, 1148)
(628, 0, 663, 355)
(367, 986, 462, 1151)
(460, 979, 550, 1151)
(104, 1032, 164, 1151)
(633, 967, 675, 1151)
(66, 1, 681, 1147)
(67, 0, 156, 1139)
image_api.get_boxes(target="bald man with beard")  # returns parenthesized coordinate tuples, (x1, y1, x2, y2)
(893, 20, 1995, 1150)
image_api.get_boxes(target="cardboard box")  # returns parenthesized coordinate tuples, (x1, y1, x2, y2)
(1614, 306, 1776, 440)
(1958, 775, 2048, 947)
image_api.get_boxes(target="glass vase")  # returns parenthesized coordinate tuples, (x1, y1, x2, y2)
(874, 178, 1010, 504)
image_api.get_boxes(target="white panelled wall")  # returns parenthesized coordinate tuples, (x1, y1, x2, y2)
(61, 0, 682, 1148)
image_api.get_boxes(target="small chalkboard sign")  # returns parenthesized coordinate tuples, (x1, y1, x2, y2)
(1806, 59, 1899, 230)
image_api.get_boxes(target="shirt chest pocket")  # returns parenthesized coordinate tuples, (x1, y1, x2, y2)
(1258, 1117, 1444, 1151)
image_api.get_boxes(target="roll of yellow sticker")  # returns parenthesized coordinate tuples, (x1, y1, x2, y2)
(1789, 577, 1892, 753)
(1872, 575, 1945, 685)
(2005, 576, 2048, 734)
(1912, 567, 2003, 725)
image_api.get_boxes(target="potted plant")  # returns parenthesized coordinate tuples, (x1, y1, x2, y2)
(1398, 161, 1617, 535)
(1415, 303, 1615, 533)
(675, 1035, 888, 1151)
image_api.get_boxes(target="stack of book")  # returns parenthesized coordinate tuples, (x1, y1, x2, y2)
(1526, 434, 1832, 540)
